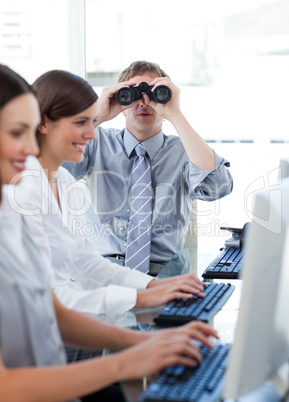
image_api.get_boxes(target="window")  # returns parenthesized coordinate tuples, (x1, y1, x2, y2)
(0, 0, 81, 83)
(1, 0, 289, 247)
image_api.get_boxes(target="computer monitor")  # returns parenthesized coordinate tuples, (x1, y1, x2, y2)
(278, 157, 289, 181)
(223, 177, 289, 398)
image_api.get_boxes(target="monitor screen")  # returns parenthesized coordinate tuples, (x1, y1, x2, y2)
(278, 157, 289, 181)
(223, 177, 289, 398)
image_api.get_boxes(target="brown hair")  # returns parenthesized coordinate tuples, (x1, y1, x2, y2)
(0, 64, 35, 203)
(32, 70, 98, 146)
(118, 60, 170, 83)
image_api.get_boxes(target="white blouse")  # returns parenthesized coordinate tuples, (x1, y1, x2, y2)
(11, 157, 153, 322)
(0, 190, 67, 368)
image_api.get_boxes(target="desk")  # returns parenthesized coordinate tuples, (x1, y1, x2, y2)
(121, 247, 242, 402)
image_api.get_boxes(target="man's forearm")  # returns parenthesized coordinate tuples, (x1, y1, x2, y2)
(169, 111, 215, 170)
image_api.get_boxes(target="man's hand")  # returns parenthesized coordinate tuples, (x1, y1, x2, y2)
(96, 79, 137, 125)
(142, 76, 182, 121)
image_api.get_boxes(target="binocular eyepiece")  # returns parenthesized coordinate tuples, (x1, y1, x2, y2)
(116, 82, 172, 106)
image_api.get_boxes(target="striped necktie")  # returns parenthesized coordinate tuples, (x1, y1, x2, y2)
(125, 143, 152, 273)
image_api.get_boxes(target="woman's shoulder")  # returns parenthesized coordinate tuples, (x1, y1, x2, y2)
(22, 156, 43, 186)
(58, 165, 77, 184)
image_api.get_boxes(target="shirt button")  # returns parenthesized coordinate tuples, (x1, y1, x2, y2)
(124, 242, 127, 247)
(127, 208, 131, 213)
(120, 227, 124, 231)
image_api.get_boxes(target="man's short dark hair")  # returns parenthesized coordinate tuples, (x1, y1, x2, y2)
(118, 60, 170, 82)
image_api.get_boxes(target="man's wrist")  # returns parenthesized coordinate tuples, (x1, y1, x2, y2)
(166, 110, 185, 126)
(95, 115, 107, 126)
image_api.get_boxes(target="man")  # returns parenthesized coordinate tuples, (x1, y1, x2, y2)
(64, 60, 233, 275)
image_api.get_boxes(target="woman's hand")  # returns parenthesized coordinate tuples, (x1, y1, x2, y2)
(135, 278, 205, 309)
(147, 273, 206, 298)
(115, 321, 218, 381)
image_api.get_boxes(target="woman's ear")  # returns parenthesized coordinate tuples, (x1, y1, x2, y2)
(37, 115, 49, 135)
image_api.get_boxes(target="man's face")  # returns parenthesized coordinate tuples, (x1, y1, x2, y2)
(123, 73, 163, 140)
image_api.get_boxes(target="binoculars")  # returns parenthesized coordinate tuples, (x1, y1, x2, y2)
(116, 82, 172, 106)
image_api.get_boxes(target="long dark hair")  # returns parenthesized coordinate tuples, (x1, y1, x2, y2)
(32, 70, 98, 147)
(0, 64, 34, 203)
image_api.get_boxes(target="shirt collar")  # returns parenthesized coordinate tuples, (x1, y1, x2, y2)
(123, 128, 164, 160)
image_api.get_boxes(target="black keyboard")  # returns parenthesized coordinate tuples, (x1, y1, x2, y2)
(202, 247, 243, 279)
(139, 343, 230, 402)
(153, 282, 235, 325)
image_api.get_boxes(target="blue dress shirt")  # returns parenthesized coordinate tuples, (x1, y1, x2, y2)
(63, 127, 233, 263)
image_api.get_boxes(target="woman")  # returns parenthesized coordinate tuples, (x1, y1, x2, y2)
(12, 69, 206, 324)
(0, 64, 218, 401)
